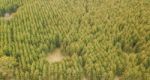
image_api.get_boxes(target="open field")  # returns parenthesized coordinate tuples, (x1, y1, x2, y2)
(0, 0, 150, 80)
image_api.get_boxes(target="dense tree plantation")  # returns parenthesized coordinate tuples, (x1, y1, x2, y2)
(0, 0, 150, 80)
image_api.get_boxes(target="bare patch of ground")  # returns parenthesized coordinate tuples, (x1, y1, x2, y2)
(114, 76, 120, 80)
(82, 77, 88, 80)
(3, 13, 14, 20)
(47, 48, 64, 63)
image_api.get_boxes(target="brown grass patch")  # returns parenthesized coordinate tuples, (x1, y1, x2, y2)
(82, 77, 88, 80)
(3, 13, 14, 20)
(114, 76, 120, 80)
(47, 48, 64, 63)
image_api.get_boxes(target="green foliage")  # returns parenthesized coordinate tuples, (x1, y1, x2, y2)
(0, 0, 21, 17)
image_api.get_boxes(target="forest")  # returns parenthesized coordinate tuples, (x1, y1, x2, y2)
(0, 0, 150, 80)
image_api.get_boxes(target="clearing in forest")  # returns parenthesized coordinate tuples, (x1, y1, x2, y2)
(3, 13, 14, 20)
(47, 48, 64, 63)
(114, 76, 120, 80)
(82, 77, 88, 80)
